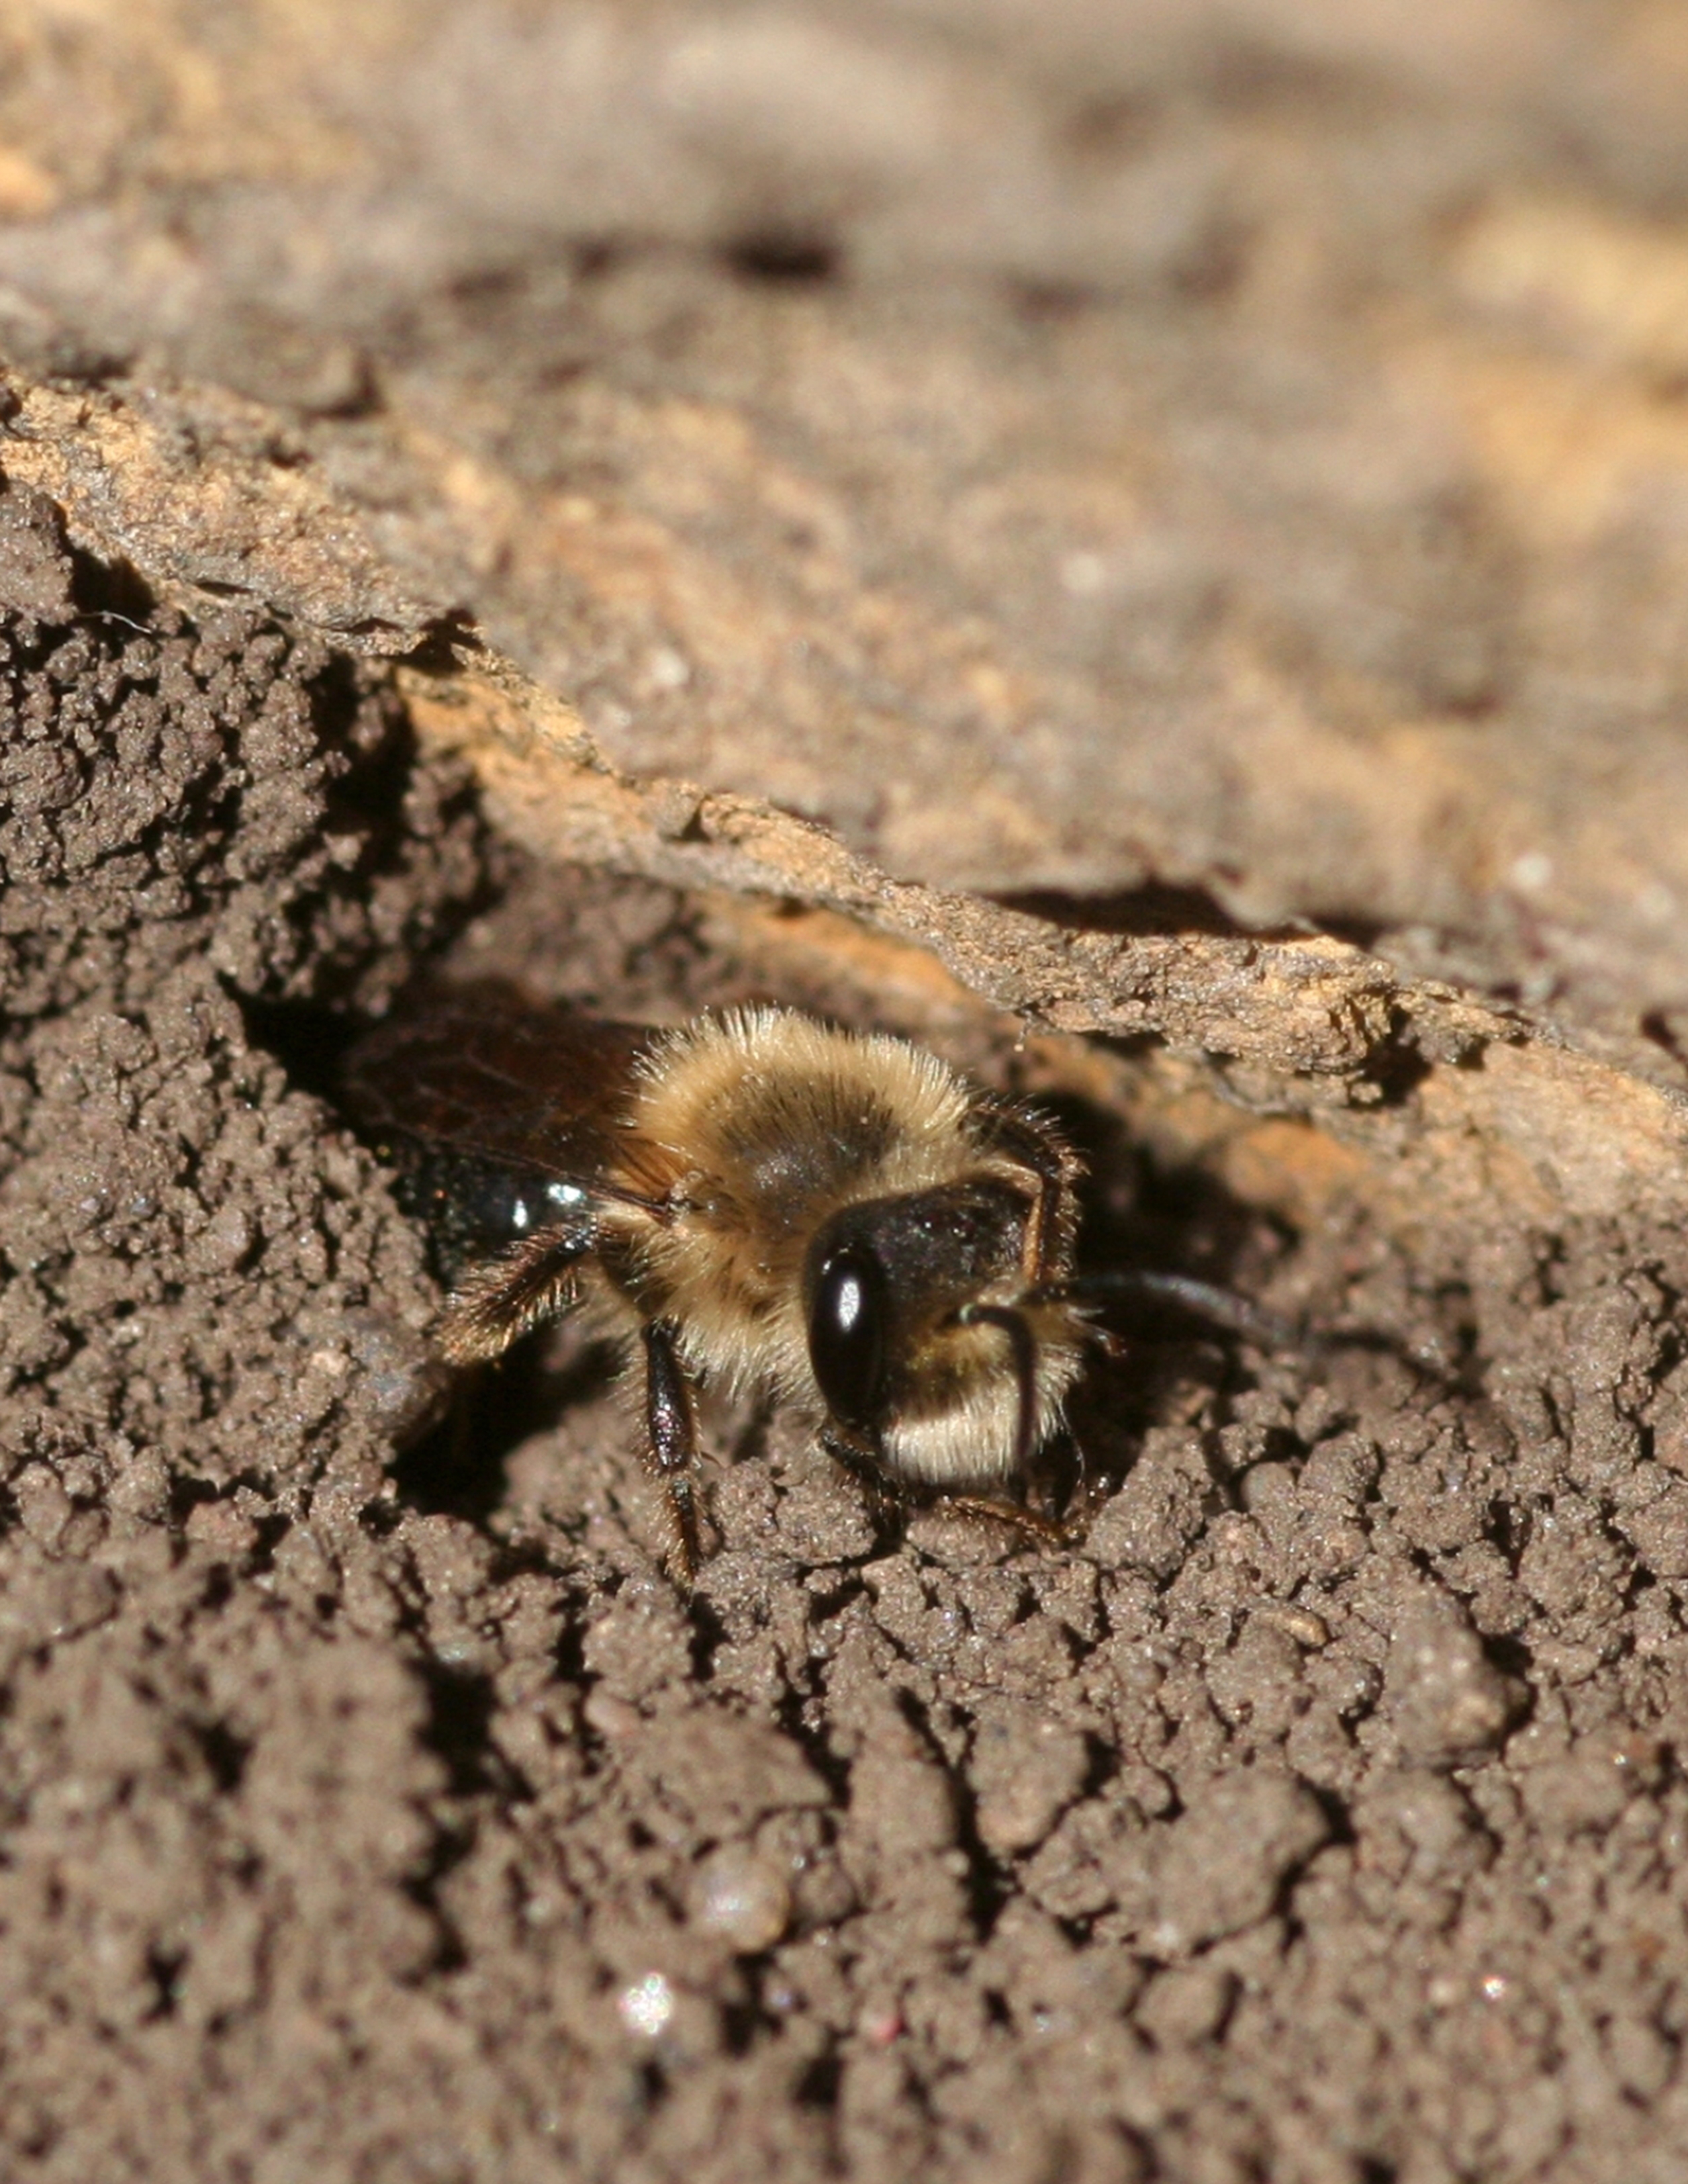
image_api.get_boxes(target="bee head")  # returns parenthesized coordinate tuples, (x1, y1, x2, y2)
(802, 1179, 1085, 1488)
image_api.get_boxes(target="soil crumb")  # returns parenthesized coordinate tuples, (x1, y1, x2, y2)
(6, 505, 1688, 2183)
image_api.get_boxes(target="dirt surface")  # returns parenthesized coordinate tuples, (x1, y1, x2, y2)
(6, 508, 1688, 2184)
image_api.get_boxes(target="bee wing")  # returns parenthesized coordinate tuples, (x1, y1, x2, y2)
(342, 990, 657, 1187)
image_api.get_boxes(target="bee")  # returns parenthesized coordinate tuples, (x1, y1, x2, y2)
(344, 990, 1274, 1579)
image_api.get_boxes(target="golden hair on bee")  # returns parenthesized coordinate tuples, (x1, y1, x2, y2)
(614, 1009, 1087, 1480)
(346, 993, 1265, 1581)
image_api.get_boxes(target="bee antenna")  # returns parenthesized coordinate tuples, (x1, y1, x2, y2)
(956, 1302, 1039, 1475)
(1029, 1269, 1293, 1351)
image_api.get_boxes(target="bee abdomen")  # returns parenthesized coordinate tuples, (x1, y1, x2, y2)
(387, 1144, 596, 1285)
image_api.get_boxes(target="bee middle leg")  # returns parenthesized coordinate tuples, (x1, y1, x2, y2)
(936, 1494, 1073, 1549)
(641, 1318, 704, 1585)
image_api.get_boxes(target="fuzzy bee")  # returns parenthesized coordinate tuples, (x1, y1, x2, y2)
(345, 993, 1268, 1579)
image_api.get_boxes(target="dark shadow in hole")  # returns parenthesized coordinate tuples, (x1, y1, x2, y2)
(401, 608, 485, 675)
(245, 989, 368, 1109)
(1356, 1013, 1434, 1105)
(1315, 912, 1391, 952)
(416, 1658, 508, 1799)
(1642, 1012, 1688, 1077)
(997, 882, 1315, 944)
(187, 576, 259, 600)
(722, 230, 841, 285)
(1008, 1083, 1303, 1507)
(193, 1717, 253, 1796)
(388, 1335, 622, 1527)
(68, 543, 159, 628)
(794, 2052, 842, 2110)
(142, 1946, 186, 2024)
(1481, 1630, 1535, 1688)
(319, 615, 427, 642)
(402, 1818, 476, 1977)
(1063, 1074, 1472, 1413)
(167, 1473, 222, 1524)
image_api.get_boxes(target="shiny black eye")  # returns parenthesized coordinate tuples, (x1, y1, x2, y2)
(808, 1245, 888, 1434)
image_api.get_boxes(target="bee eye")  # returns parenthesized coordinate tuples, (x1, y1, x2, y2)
(808, 1246, 888, 1433)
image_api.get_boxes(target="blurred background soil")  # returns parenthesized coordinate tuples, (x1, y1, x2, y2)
(5, 4, 1688, 2179)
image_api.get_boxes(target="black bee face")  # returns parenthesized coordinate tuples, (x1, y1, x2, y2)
(803, 1179, 1038, 1458)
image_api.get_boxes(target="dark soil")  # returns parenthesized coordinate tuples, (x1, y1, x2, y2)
(7, 504, 1688, 2184)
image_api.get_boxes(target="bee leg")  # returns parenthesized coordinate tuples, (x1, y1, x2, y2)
(937, 1495, 1074, 1550)
(974, 1099, 1079, 1286)
(819, 1428, 908, 1548)
(1061, 1269, 1294, 1351)
(437, 1223, 596, 1365)
(641, 1319, 703, 1585)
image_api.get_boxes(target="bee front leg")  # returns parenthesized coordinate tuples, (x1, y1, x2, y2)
(641, 1319, 704, 1584)
(819, 1426, 908, 1547)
